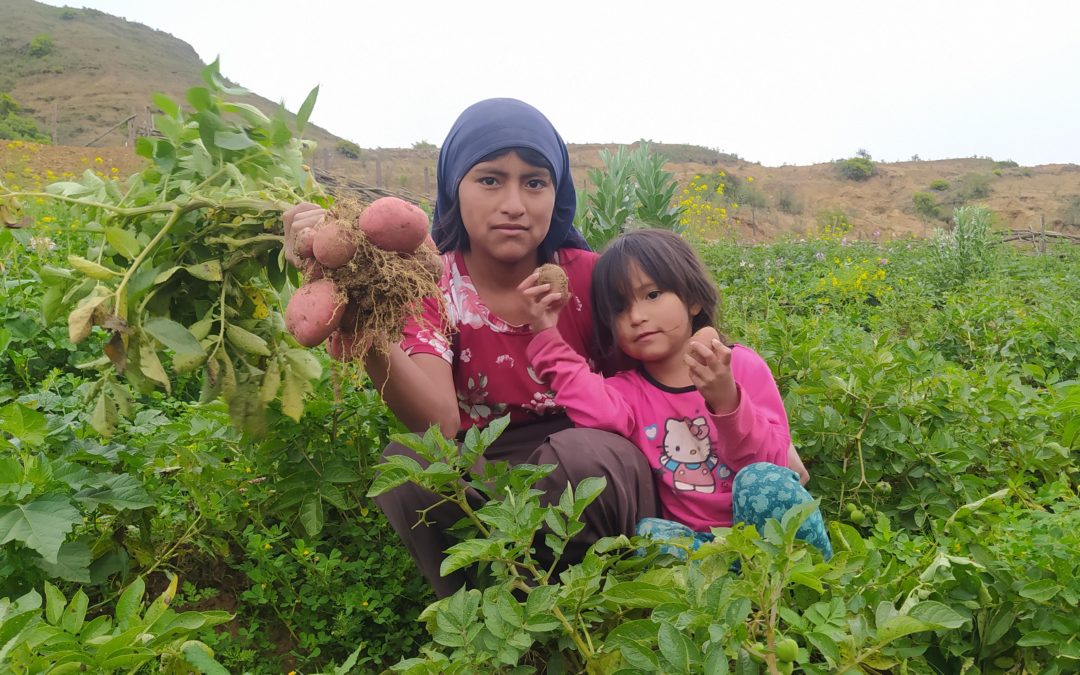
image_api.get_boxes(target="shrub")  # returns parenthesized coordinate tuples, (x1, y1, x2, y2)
(912, 191, 942, 221)
(1061, 196, 1080, 227)
(836, 156, 876, 181)
(775, 185, 802, 214)
(335, 139, 361, 160)
(28, 34, 53, 58)
(926, 204, 997, 291)
(814, 208, 852, 240)
(993, 159, 1019, 169)
(0, 93, 50, 143)
(929, 179, 950, 191)
(957, 172, 993, 200)
(411, 140, 436, 152)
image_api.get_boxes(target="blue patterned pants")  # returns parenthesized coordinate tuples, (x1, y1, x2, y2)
(637, 462, 833, 560)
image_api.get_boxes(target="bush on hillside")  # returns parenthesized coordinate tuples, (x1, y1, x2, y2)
(335, 139, 361, 160)
(836, 155, 876, 181)
(0, 92, 50, 143)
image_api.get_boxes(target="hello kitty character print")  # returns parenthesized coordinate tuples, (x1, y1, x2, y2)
(527, 331, 790, 530)
(660, 416, 719, 492)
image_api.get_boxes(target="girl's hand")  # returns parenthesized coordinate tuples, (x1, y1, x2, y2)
(518, 270, 568, 333)
(686, 329, 739, 414)
(282, 202, 325, 270)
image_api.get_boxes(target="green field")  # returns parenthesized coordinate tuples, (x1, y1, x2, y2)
(1, 80, 1078, 672)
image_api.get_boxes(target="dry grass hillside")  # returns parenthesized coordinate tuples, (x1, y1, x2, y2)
(3, 0, 1079, 241)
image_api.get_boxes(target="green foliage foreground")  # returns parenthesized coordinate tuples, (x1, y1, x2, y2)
(0, 70, 1078, 673)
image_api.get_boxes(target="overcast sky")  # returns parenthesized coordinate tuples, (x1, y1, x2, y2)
(38, 0, 1080, 167)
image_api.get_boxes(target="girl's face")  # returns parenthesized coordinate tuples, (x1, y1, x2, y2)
(614, 262, 700, 365)
(457, 151, 555, 264)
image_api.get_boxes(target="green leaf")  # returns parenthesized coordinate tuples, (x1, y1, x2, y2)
(214, 130, 257, 151)
(1018, 579, 1061, 603)
(90, 388, 117, 437)
(143, 318, 206, 373)
(104, 227, 141, 260)
(295, 85, 319, 135)
(116, 577, 145, 630)
(280, 368, 306, 421)
(285, 348, 322, 381)
(68, 255, 118, 280)
(75, 474, 154, 511)
(151, 92, 180, 118)
(187, 87, 213, 113)
(603, 582, 682, 608)
(1016, 630, 1059, 647)
(223, 102, 271, 126)
(0, 403, 48, 446)
(907, 601, 968, 629)
(298, 492, 324, 537)
(34, 540, 91, 583)
(138, 340, 171, 393)
(572, 476, 607, 517)
(61, 588, 89, 634)
(0, 493, 81, 563)
(185, 260, 223, 281)
(226, 324, 271, 357)
(44, 582, 66, 625)
(441, 539, 503, 577)
(657, 622, 695, 674)
(876, 615, 930, 644)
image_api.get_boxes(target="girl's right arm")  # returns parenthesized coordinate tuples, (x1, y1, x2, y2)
(526, 328, 637, 437)
(364, 348, 459, 438)
(520, 270, 637, 436)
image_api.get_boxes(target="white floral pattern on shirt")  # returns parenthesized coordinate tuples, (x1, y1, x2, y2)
(444, 260, 515, 332)
(406, 328, 452, 363)
(457, 374, 507, 423)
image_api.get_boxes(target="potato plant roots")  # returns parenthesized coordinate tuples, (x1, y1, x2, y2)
(319, 198, 444, 362)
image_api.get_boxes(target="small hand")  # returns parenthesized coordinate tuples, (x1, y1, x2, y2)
(282, 202, 325, 270)
(518, 269, 568, 333)
(685, 331, 739, 414)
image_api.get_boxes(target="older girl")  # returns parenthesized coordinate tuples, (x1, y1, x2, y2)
(284, 99, 659, 597)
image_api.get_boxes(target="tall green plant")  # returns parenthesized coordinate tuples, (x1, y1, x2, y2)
(575, 142, 683, 250)
(926, 204, 997, 291)
(0, 59, 325, 435)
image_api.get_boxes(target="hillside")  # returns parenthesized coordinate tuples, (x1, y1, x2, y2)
(2, 0, 1078, 240)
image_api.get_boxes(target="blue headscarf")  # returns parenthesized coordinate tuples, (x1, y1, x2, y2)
(432, 98, 590, 254)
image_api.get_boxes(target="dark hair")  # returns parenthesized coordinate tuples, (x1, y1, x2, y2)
(435, 146, 556, 257)
(591, 229, 722, 356)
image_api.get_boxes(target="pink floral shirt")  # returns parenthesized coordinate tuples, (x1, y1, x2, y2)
(400, 248, 599, 431)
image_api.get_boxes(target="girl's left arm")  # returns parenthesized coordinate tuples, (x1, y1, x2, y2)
(709, 347, 792, 472)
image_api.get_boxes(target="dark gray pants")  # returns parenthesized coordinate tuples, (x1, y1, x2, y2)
(373, 416, 660, 598)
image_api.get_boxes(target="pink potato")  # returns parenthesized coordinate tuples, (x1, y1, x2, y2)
(312, 220, 359, 269)
(358, 197, 429, 253)
(295, 226, 316, 259)
(285, 278, 346, 347)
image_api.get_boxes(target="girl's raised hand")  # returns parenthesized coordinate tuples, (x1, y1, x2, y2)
(518, 270, 567, 333)
(685, 328, 740, 415)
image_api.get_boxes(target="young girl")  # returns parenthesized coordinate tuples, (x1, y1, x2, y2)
(521, 228, 832, 557)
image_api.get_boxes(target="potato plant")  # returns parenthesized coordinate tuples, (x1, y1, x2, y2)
(0, 59, 325, 435)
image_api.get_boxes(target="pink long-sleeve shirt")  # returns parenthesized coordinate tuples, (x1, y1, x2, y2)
(526, 327, 790, 531)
